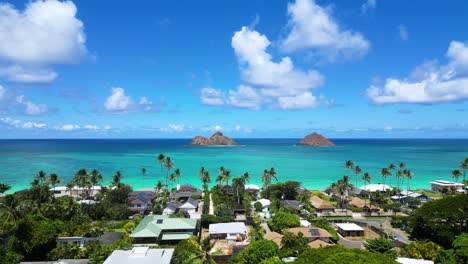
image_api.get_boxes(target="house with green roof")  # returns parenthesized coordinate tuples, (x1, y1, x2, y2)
(130, 215, 198, 245)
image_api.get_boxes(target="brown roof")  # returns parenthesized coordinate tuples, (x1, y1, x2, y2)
(287, 227, 332, 238)
(310, 196, 336, 210)
(308, 240, 332, 249)
(263, 232, 283, 247)
(349, 197, 365, 208)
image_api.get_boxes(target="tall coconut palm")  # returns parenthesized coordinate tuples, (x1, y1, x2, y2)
(232, 176, 246, 205)
(73, 169, 90, 199)
(157, 154, 165, 172)
(169, 173, 177, 190)
(452, 169, 462, 183)
(405, 169, 413, 193)
(345, 160, 354, 170)
(262, 168, 278, 198)
(141, 167, 147, 189)
(396, 170, 406, 201)
(174, 168, 182, 185)
(89, 169, 103, 198)
(163, 156, 174, 186)
(49, 173, 61, 201)
(362, 172, 372, 206)
(155, 180, 164, 194)
(353, 166, 362, 188)
(198, 167, 211, 191)
(242, 172, 250, 183)
(0, 195, 22, 230)
(34, 170, 48, 203)
(460, 158, 468, 183)
(66, 181, 75, 197)
(388, 164, 396, 187)
(381, 168, 391, 192)
(111, 171, 123, 189)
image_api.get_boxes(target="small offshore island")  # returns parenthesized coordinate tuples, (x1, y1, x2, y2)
(298, 132, 335, 146)
(190, 131, 240, 146)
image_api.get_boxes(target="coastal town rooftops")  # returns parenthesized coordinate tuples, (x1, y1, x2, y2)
(263, 231, 283, 247)
(130, 215, 197, 238)
(51, 186, 102, 192)
(336, 223, 364, 231)
(209, 222, 246, 235)
(178, 197, 199, 209)
(429, 180, 464, 186)
(288, 227, 332, 238)
(256, 198, 271, 207)
(310, 196, 335, 209)
(282, 200, 303, 210)
(360, 184, 392, 192)
(103, 247, 174, 264)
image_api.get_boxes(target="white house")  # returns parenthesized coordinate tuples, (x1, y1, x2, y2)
(397, 257, 434, 264)
(360, 184, 392, 193)
(103, 247, 174, 264)
(430, 180, 465, 193)
(252, 198, 271, 211)
(209, 222, 247, 241)
(51, 186, 102, 199)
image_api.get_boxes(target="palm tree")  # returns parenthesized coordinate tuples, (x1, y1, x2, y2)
(242, 172, 250, 183)
(396, 170, 405, 201)
(198, 167, 211, 192)
(0, 183, 10, 194)
(155, 180, 164, 194)
(362, 172, 372, 206)
(353, 166, 362, 188)
(169, 173, 177, 190)
(218, 166, 231, 186)
(232, 176, 246, 205)
(163, 156, 174, 186)
(405, 169, 413, 193)
(452, 169, 462, 183)
(111, 171, 123, 189)
(34, 170, 49, 203)
(262, 168, 278, 198)
(388, 164, 396, 187)
(185, 237, 216, 264)
(66, 181, 75, 197)
(141, 167, 147, 189)
(380, 168, 391, 192)
(174, 168, 182, 185)
(460, 158, 468, 183)
(0, 195, 22, 230)
(345, 160, 354, 170)
(331, 176, 353, 210)
(49, 173, 61, 201)
(157, 154, 165, 172)
(89, 169, 103, 198)
(73, 169, 90, 199)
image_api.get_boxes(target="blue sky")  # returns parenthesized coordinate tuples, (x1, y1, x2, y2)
(0, 0, 467, 138)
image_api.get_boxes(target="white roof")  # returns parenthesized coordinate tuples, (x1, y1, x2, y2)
(336, 223, 364, 231)
(256, 198, 271, 207)
(103, 247, 174, 264)
(245, 184, 260, 190)
(397, 257, 434, 264)
(51, 186, 102, 191)
(77, 200, 97, 204)
(300, 219, 311, 227)
(430, 180, 464, 186)
(360, 184, 392, 192)
(209, 222, 246, 235)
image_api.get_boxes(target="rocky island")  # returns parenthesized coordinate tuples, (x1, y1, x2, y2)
(190, 131, 240, 146)
(298, 132, 335, 146)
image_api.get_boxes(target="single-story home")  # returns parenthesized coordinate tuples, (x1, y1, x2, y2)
(310, 196, 335, 214)
(349, 197, 380, 212)
(263, 231, 283, 247)
(130, 215, 197, 246)
(209, 222, 247, 241)
(307, 239, 332, 249)
(51, 186, 102, 199)
(128, 190, 155, 213)
(390, 191, 431, 205)
(336, 223, 364, 237)
(287, 227, 332, 243)
(169, 184, 202, 202)
(430, 180, 465, 193)
(103, 247, 174, 264)
(252, 198, 271, 211)
(163, 197, 199, 216)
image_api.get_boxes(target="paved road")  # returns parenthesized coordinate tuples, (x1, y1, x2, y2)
(260, 222, 272, 234)
(353, 218, 411, 244)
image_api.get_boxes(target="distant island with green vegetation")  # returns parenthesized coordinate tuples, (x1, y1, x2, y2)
(1, 154, 467, 263)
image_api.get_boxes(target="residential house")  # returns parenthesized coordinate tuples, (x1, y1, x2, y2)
(51, 186, 102, 199)
(281, 200, 303, 211)
(162, 197, 199, 216)
(103, 247, 174, 264)
(209, 222, 247, 241)
(359, 184, 392, 193)
(57, 232, 124, 248)
(252, 198, 271, 211)
(307, 239, 332, 249)
(430, 180, 465, 193)
(287, 227, 332, 244)
(390, 191, 431, 206)
(263, 232, 283, 247)
(130, 215, 198, 246)
(349, 197, 380, 212)
(128, 190, 155, 213)
(169, 184, 202, 202)
(336, 223, 364, 237)
(221, 185, 235, 196)
(310, 196, 335, 214)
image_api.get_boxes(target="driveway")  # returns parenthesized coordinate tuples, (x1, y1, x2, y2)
(353, 218, 411, 244)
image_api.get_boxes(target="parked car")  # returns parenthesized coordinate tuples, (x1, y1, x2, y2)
(390, 235, 398, 241)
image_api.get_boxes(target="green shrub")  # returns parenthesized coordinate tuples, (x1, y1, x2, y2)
(254, 201, 263, 212)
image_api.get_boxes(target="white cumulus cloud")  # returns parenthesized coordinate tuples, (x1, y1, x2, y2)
(15, 95, 48, 115)
(0, 0, 88, 83)
(200, 87, 225, 106)
(278, 92, 318, 109)
(280, 0, 369, 61)
(367, 40, 468, 104)
(104, 87, 157, 113)
(361, 0, 376, 14)
(228, 85, 262, 110)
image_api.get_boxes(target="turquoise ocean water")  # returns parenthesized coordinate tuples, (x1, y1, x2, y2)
(0, 139, 467, 193)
